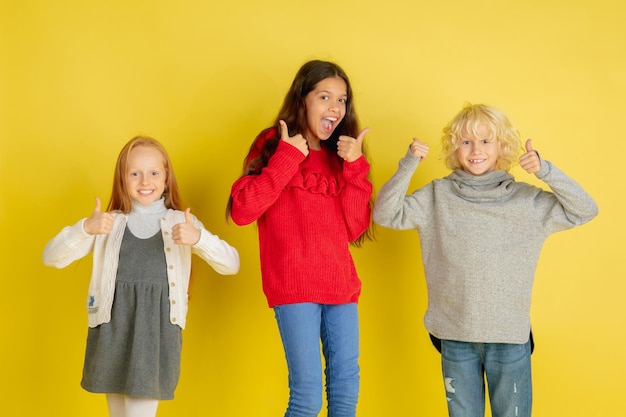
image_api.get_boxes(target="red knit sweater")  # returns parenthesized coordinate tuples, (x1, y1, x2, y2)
(230, 128, 372, 307)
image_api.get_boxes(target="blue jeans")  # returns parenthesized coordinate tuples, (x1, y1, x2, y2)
(441, 338, 533, 417)
(274, 303, 360, 417)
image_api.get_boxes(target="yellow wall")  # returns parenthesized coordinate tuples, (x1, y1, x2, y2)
(1, 0, 623, 415)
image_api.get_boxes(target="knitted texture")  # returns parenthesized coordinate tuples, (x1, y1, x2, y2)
(231, 128, 372, 307)
(373, 149, 598, 344)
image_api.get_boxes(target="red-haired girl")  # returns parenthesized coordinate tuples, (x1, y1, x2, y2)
(44, 136, 240, 417)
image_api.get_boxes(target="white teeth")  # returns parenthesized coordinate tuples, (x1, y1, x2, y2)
(139, 190, 153, 194)
(324, 117, 337, 121)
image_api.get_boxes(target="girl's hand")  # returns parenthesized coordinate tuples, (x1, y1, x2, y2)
(172, 208, 201, 246)
(338, 128, 369, 162)
(519, 139, 541, 174)
(279, 120, 309, 156)
(84, 197, 114, 235)
(410, 138, 429, 160)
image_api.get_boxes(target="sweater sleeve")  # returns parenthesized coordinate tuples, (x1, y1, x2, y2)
(190, 216, 240, 275)
(341, 155, 373, 242)
(42, 219, 96, 268)
(373, 148, 425, 230)
(230, 140, 306, 225)
(534, 159, 598, 231)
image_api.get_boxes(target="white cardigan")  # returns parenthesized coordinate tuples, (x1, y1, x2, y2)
(43, 209, 240, 329)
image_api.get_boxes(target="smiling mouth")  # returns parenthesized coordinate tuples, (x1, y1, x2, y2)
(138, 190, 155, 195)
(469, 159, 486, 164)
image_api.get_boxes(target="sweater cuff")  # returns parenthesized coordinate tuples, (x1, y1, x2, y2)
(535, 159, 551, 180)
(277, 140, 307, 159)
(399, 147, 421, 170)
(342, 154, 370, 180)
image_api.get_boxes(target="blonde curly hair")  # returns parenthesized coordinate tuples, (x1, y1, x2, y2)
(441, 103, 523, 172)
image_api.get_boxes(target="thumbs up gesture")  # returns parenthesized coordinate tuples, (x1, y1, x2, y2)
(172, 208, 200, 246)
(84, 197, 114, 235)
(338, 128, 369, 162)
(279, 120, 309, 156)
(519, 139, 541, 174)
(409, 137, 429, 160)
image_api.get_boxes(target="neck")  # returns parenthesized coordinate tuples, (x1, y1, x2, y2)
(127, 198, 167, 239)
(306, 137, 322, 151)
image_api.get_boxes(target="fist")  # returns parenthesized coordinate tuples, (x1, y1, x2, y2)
(410, 138, 429, 160)
(338, 128, 369, 162)
(84, 197, 114, 235)
(279, 120, 308, 156)
(519, 139, 541, 174)
(172, 208, 200, 245)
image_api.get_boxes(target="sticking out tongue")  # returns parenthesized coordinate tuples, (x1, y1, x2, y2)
(321, 118, 333, 134)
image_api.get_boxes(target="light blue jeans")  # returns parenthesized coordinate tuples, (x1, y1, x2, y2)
(441, 338, 533, 417)
(274, 302, 360, 417)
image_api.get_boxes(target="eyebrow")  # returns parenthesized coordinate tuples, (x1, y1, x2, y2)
(317, 89, 347, 97)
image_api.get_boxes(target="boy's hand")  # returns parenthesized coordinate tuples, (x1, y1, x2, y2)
(84, 197, 114, 235)
(520, 139, 541, 174)
(172, 208, 200, 245)
(410, 138, 429, 160)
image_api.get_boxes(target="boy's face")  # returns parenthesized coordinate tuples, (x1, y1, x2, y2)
(455, 122, 502, 175)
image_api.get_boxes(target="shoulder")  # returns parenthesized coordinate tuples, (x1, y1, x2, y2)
(247, 127, 278, 160)
(254, 126, 278, 153)
(164, 209, 184, 221)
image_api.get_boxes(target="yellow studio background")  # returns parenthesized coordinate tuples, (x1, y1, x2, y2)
(1, 0, 623, 415)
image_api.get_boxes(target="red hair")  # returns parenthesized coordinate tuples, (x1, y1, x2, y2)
(107, 136, 183, 212)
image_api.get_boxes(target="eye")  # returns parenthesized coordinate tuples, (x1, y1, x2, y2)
(130, 172, 139, 177)
(151, 170, 160, 176)
(338, 98, 347, 104)
(320, 95, 329, 101)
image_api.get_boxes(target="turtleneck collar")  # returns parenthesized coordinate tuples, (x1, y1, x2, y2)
(131, 198, 168, 215)
(127, 198, 168, 239)
(446, 169, 516, 202)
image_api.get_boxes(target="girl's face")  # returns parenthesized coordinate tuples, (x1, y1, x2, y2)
(126, 145, 167, 205)
(455, 122, 502, 175)
(304, 76, 347, 146)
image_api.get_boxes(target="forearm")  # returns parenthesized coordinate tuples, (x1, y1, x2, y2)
(42, 219, 95, 268)
(536, 160, 599, 225)
(230, 142, 305, 225)
(373, 149, 422, 229)
(193, 228, 240, 275)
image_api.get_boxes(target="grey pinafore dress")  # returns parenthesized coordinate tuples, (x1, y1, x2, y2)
(81, 227, 182, 399)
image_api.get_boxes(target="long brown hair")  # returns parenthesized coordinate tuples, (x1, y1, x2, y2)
(107, 136, 183, 212)
(227, 60, 374, 246)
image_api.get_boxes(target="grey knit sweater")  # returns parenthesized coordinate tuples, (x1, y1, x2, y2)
(373, 149, 598, 344)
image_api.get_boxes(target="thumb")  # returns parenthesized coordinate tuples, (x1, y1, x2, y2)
(525, 139, 533, 153)
(184, 208, 193, 223)
(279, 120, 290, 141)
(355, 127, 370, 144)
(94, 197, 102, 213)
